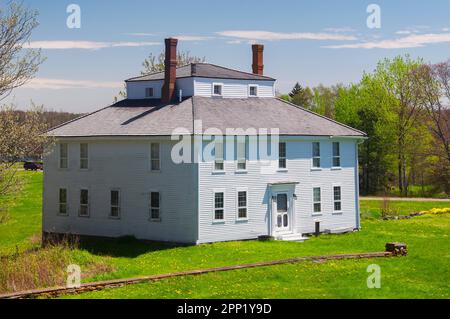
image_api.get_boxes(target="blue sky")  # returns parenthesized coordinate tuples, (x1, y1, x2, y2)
(6, 0, 450, 112)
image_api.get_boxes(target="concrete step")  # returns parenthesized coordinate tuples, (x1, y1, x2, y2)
(276, 233, 309, 242)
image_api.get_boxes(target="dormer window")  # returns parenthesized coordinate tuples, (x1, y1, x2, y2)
(249, 85, 258, 97)
(145, 87, 154, 98)
(212, 83, 223, 96)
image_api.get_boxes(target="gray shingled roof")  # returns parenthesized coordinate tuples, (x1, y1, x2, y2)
(125, 63, 275, 82)
(47, 97, 365, 137)
(192, 97, 365, 136)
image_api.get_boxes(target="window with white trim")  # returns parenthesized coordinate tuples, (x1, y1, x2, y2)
(79, 189, 89, 217)
(110, 189, 120, 218)
(145, 87, 154, 98)
(312, 142, 320, 168)
(59, 188, 67, 215)
(313, 187, 321, 214)
(214, 191, 224, 221)
(59, 143, 68, 169)
(237, 138, 246, 170)
(332, 142, 341, 167)
(249, 85, 258, 97)
(150, 143, 160, 171)
(213, 83, 223, 96)
(237, 190, 247, 219)
(333, 186, 342, 212)
(279, 142, 286, 169)
(80, 143, 88, 169)
(149, 191, 160, 220)
(214, 140, 224, 171)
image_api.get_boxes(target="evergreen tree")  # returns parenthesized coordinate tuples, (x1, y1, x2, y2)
(289, 82, 303, 98)
(288, 83, 313, 108)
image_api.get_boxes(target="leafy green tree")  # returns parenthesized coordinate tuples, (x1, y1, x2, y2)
(335, 75, 395, 194)
(311, 84, 341, 119)
(373, 55, 425, 196)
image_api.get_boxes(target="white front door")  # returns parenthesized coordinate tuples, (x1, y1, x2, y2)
(275, 193, 290, 233)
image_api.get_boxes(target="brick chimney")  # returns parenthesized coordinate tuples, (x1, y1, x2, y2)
(162, 38, 178, 103)
(252, 44, 264, 75)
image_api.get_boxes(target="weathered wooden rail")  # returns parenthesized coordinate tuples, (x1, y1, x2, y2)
(0, 243, 407, 299)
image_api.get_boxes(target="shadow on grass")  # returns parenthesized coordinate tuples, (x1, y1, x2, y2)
(77, 236, 191, 258)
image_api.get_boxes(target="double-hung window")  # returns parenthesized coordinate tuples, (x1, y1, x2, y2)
(237, 190, 247, 220)
(214, 140, 224, 171)
(213, 83, 223, 96)
(59, 143, 68, 169)
(237, 138, 246, 170)
(249, 85, 258, 97)
(333, 186, 342, 212)
(79, 189, 89, 217)
(59, 188, 68, 215)
(80, 143, 88, 169)
(332, 142, 341, 167)
(145, 87, 154, 98)
(278, 142, 286, 169)
(214, 191, 224, 221)
(110, 190, 120, 218)
(312, 142, 320, 168)
(313, 187, 321, 214)
(150, 143, 160, 171)
(150, 191, 160, 220)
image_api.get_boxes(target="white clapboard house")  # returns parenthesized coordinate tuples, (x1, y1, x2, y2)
(43, 38, 366, 244)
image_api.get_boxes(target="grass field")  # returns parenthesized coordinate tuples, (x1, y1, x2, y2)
(0, 171, 449, 298)
(0, 170, 42, 255)
(359, 199, 450, 219)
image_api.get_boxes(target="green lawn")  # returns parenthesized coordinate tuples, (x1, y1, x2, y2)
(1, 171, 449, 298)
(360, 199, 450, 219)
(0, 170, 42, 255)
(65, 214, 450, 299)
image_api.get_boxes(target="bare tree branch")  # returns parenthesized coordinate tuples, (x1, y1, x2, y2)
(0, 2, 45, 101)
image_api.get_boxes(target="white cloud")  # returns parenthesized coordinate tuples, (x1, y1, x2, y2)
(23, 40, 161, 50)
(123, 32, 156, 36)
(226, 39, 243, 45)
(22, 78, 123, 90)
(395, 25, 431, 35)
(124, 33, 213, 41)
(173, 35, 213, 41)
(395, 30, 412, 35)
(323, 27, 356, 33)
(324, 33, 450, 49)
(217, 30, 357, 41)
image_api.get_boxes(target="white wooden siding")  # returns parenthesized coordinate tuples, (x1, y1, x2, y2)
(43, 137, 360, 244)
(197, 138, 358, 244)
(126, 80, 163, 99)
(175, 77, 195, 98)
(194, 78, 275, 98)
(43, 138, 198, 243)
(126, 77, 274, 99)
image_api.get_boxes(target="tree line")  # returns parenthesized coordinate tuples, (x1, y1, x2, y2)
(282, 55, 450, 197)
